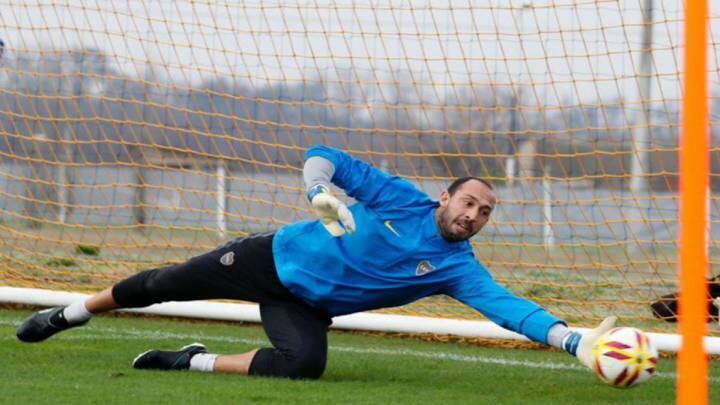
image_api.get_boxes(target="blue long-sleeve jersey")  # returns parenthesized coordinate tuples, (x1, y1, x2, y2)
(273, 145, 563, 344)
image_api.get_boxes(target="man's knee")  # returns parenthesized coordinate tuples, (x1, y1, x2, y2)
(250, 347, 327, 380)
(286, 351, 326, 379)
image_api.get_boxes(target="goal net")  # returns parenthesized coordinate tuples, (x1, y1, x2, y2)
(0, 0, 712, 335)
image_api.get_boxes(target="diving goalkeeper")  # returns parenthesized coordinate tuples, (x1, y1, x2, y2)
(17, 145, 615, 379)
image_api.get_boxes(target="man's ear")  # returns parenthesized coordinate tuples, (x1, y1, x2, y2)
(439, 190, 450, 207)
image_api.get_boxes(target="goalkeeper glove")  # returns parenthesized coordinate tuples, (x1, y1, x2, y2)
(562, 316, 617, 369)
(307, 184, 356, 237)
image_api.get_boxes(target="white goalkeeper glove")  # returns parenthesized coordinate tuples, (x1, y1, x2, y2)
(307, 184, 356, 237)
(562, 316, 617, 369)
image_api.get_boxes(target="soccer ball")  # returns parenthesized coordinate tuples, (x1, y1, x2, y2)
(592, 327, 658, 388)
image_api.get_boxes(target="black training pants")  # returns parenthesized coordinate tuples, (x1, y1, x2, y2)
(112, 233, 332, 379)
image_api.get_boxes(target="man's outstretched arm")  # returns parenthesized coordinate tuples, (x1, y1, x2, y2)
(304, 145, 434, 212)
(447, 266, 616, 371)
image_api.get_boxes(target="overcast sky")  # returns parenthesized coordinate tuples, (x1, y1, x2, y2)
(0, 0, 715, 106)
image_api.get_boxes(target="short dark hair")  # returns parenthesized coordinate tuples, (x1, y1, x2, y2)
(447, 177, 494, 196)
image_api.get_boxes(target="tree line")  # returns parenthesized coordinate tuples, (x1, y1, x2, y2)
(1, 48, 714, 190)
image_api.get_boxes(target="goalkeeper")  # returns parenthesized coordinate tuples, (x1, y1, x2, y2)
(17, 145, 615, 379)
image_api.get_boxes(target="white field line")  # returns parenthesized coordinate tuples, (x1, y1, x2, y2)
(1, 319, 717, 383)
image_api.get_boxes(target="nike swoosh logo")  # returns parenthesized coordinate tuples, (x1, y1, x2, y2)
(384, 220, 400, 237)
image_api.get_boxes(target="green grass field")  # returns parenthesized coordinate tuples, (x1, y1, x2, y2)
(1, 308, 718, 404)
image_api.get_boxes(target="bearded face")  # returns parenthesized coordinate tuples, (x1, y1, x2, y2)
(435, 180, 496, 242)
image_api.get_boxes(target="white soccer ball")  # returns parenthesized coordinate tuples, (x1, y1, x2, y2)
(592, 327, 658, 388)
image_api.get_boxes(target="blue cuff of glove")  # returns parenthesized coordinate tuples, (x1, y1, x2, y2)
(562, 331, 582, 356)
(307, 184, 330, 202)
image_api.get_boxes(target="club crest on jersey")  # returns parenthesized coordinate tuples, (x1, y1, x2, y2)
(415, 260, 436, 276)
(220, 251, 235, 266)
